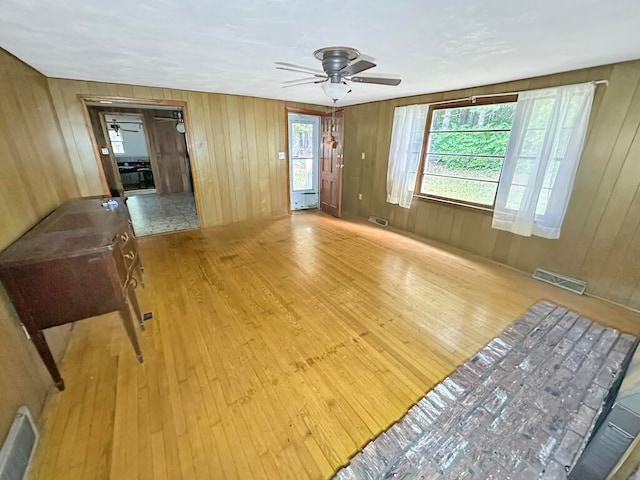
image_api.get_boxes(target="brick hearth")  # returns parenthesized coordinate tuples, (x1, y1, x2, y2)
(334, 301, 637, 480)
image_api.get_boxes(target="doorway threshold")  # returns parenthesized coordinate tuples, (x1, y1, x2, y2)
(125, 188, 157, 197)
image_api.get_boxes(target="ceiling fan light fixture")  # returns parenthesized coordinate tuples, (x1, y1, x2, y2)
(321, 81, 350, 101)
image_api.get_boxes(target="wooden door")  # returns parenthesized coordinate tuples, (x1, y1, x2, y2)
(320, 111, 343, 217)
(92, 109, 124, 196)
(143, 111, 191, 195)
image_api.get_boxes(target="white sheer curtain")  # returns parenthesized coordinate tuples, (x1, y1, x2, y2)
(386, 104, 429, 208)
(492, 82, 595, 239)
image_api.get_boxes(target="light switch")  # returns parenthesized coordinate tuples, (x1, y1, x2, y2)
(101, 147, 110, 155)
(278, 151, 286, 160)
(361, 152, 366, 160)
(358, 193, 363, 200)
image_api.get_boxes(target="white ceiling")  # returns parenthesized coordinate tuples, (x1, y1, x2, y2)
(2, 0, 640, 107)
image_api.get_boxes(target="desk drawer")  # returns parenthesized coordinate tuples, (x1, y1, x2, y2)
(112, 227, 139, 286)
(0, 254, 119, 330)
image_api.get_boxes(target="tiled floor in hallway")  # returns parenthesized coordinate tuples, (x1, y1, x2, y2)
(126, 191, 199, 236)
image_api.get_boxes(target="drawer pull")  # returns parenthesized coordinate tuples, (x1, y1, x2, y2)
(120, 232, 129, 243)
(123, 252, 135, 260)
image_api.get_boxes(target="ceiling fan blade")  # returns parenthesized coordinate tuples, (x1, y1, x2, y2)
(275, 62, 324, 75)
(276, 67, 328, 78)
(340, 60, 376, 77)
(350, 76, 402, 86)
(282, 79, 328, 89)
(281, 76, 324, 85)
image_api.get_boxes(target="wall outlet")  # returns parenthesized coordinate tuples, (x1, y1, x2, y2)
(358, 193, 363, 200)
(361, 152, 366, 160)
(278, 151, 286, 160)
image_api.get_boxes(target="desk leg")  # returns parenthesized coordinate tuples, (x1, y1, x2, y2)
(119, 301, 143, 363)
(31, 330, 65, 391)
(127, 282, 145, 331)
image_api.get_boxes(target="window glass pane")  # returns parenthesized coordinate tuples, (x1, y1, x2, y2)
(564, 94, 584, 126)
(290, 121, 314, 191)
(421, 175, 498, 206)
(504, 184, 551, 215)
(428, 131, 511, 157)
(513, 157, 534, 185)
(291, 122, 313, 157)
(108, 129, 122, 142)
(425, 155, 502, 181)
(431, 103, 516, 131)
(292, 158, 313, 191)
(112, 141, 125, 154)
(521, 129, 545, 158)
(419, 99, 516, 207)
(529, 98, 554, 129)
(505, 184, 525, 211)
(537, 187, 552, 216)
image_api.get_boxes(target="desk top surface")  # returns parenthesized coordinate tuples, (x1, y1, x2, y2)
(0, 197, 130, 266)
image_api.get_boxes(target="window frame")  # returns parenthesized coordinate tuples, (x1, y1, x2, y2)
(413, 94, 519, 211)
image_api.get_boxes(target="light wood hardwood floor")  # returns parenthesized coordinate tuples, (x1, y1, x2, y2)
(29, 212, 640, 480)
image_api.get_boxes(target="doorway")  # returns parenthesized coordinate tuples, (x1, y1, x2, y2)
(286, 109, 344, 216)
(103, 113, 154, 194)
(86, 101, 199, 236)
(288, 113, 321, 211)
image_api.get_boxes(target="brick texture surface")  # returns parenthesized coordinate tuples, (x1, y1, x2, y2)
(333, 301, 637, 480)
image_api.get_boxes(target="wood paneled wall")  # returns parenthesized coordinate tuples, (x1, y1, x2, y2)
(0, 49, 78, 438)
(342, 59, 640, 310)
(46, 78, 327, 227)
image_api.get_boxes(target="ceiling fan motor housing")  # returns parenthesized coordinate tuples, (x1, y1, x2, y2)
(314, 47, 360, 83)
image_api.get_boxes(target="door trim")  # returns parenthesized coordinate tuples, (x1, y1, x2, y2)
(79, 95, 202, 228)
(284, 106, 328, 215)
(288, 113, 321, 211)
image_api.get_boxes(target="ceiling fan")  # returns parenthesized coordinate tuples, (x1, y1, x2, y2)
(108, 120, 140, 133)
(276, 47, 401, 102)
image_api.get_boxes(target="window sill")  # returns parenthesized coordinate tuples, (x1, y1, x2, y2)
(412, 194, 494, 214)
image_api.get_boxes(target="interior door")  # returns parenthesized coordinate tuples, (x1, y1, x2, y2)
(142, 111, 191, 195)
(95, 111, 124, 197)
(320, 111, 344, 217)
(288, 114, 320, 210)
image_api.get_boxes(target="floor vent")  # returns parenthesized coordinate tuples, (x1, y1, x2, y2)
(532, 268, 586, 295)
(368, 216, 389, 227)
(0, 406, 38, 480)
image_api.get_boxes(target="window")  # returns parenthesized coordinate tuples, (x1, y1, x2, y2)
(108, 127, 125, 154)
(416, 96, 517, 209)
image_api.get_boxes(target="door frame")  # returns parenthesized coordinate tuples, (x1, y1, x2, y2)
(287, 112, 321, 211)
(284, 106, 328, 214)
(80, 95, 202, 228)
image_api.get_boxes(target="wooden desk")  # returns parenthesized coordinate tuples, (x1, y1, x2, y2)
(0, 198, 146, 391)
